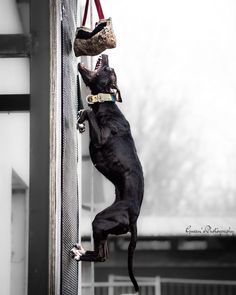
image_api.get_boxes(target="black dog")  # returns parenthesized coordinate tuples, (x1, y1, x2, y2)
(71, 55, 144, 293)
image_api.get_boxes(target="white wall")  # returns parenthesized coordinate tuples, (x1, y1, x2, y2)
(0, 114, 29, 295)
(0, 164, 11, 295)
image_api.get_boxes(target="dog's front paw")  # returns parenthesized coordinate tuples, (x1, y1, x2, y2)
(77, 123, 86, 133)
(77, 109, 87, 123)
(70, 244, 86, 261)
(77, 109, 87, 133)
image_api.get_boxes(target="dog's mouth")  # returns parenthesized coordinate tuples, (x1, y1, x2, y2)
(77, 54, 108, 77)
(94, 54, 109, 71)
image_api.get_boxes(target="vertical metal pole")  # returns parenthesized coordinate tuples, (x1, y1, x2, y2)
(76, 4, 82, 295)
(29, 0, 50, 293)
(29, 0, 62, 293)
(89, 2, 95, 295)
(77, 132, 82, 295)
(61, 0, 79, 294)
(49, 0, 62, 294)
(90, 163, 95, 295)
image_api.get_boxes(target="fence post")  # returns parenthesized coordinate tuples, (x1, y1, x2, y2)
(155, 277, 161, 295)
(108, 275, 115, 295)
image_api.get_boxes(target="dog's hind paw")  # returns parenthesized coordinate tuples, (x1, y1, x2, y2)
(70, 248, 82, 261)
(73, 243, 86, 255)
(70, 244, 86, 261)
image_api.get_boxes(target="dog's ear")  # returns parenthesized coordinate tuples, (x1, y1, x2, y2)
(110, 71, 122, 102)
(111, 83, 122, 102)
(116, 88, 122, 102)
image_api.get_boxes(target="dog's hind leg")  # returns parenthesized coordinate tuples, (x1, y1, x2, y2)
(71, 237, 108, 262)
(71, 202, 130, 262)
(71, 218, 109, 262)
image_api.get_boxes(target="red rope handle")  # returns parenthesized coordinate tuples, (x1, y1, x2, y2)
(82, 0, 90, 26)
(82, 0, 105, 26)
(94, 0, 105, 20)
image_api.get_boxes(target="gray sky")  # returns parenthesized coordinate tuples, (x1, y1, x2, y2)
(102, 0, 236, 195)
(79, 0, 236, 234)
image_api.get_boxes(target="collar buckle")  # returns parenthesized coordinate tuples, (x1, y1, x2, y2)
(86, 95, 95, 104)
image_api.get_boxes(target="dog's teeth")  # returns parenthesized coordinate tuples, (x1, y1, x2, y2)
(95, 58, 102, 70)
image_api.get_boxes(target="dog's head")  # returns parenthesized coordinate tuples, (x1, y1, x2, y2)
(78, 54, 122, 102)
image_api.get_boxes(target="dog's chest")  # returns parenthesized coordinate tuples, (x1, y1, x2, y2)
(96, 107, 130, 134)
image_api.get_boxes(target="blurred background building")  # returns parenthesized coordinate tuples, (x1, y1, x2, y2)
(1, 0, 236, 295)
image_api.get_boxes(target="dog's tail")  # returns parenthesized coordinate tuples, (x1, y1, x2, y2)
(128, 222, 139, 293)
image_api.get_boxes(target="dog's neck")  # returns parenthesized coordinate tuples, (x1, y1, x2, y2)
(90, 100, 117, 114)
(86, 92, 118, 113)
